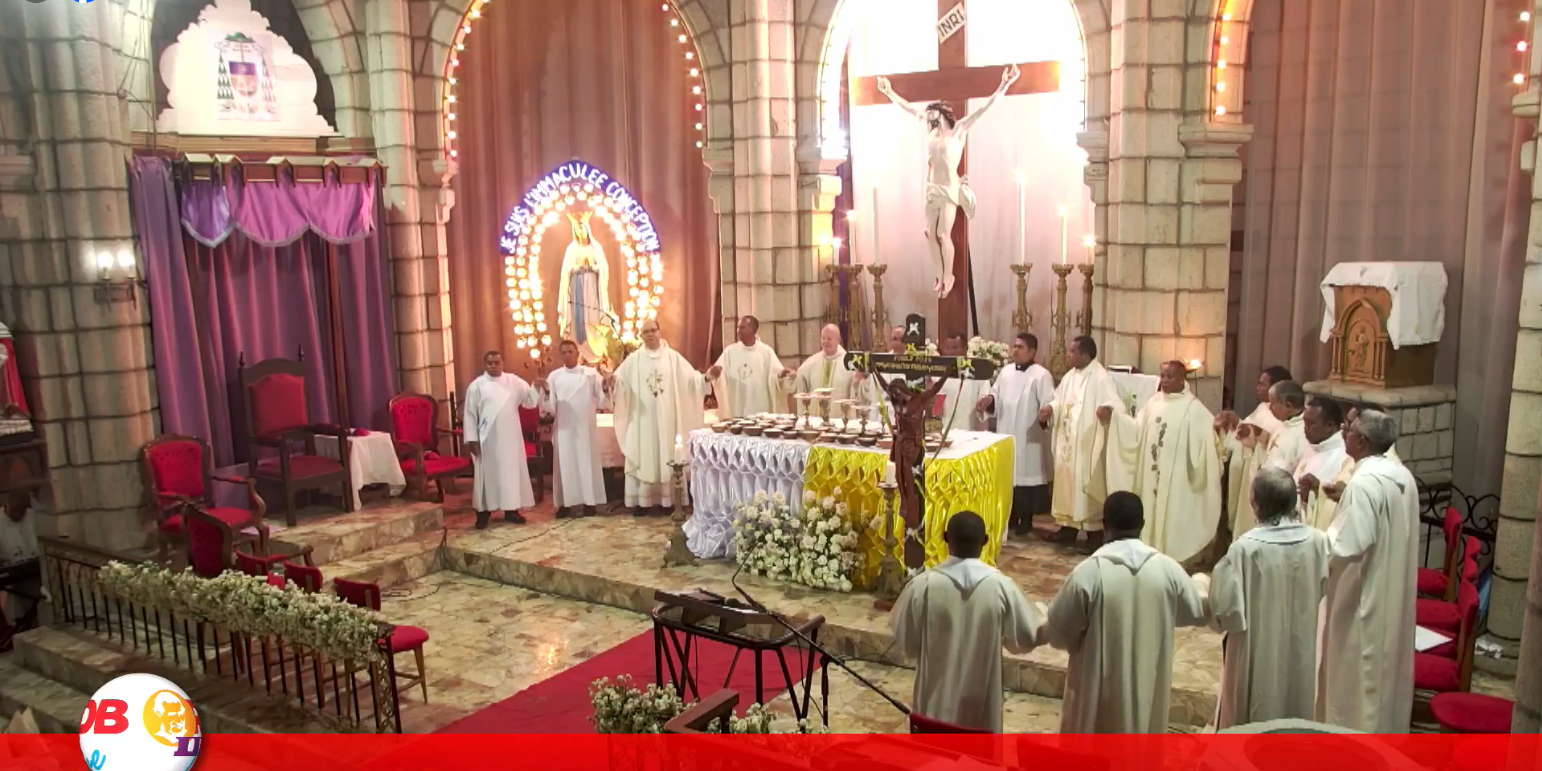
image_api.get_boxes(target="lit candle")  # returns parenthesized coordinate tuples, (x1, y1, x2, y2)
(871, 186, 882, 263)
(884, 461, 896, 485)
(845, 211, 858, 264)
(1016, 171, 1028, 266)
(1082, 234, 1095, 264)
(832, 236, 844, 266)
(675, 434, 684, 462)
(1058, 206, 1069, 264)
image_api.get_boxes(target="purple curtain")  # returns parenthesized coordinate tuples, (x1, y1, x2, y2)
(180, 164, 377, 247)
(131, 157, 399, 469)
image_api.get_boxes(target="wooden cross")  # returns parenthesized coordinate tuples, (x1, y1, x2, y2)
(848, 0, 1062, 336)
(845, 315, 998, 570)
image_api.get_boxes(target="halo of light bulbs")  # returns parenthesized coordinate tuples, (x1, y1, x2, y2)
(500, 178, 664, 361)
(440, 0, 491, 160)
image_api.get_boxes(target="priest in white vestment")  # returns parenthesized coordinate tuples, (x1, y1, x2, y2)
(1291, 398, 1349, 530)
(1039, 491, 1208, 732)
(893, 511, 1042, 732)
(612, 320, 708, 516)
(1042, 335, 1128, 553)
(935, 333, 989, 431)
(1319, 406, 1401, 522)
(1316, 409, 1418, 733)
(976, 333, 1055, 537)
(706, 315, 792, 419)
(464, 350, 543, 529)
(1101, 361, 1223, 566)
(1216, 366, 1291, 539)
(541, 340, 610, 518)
(1260, 380, 1308, 472)
(788, 324, 871, 413)
(1194, 468, 1328, 729)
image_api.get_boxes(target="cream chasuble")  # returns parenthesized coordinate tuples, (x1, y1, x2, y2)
(613, 343, 707, 506)
(1041, 539, 1207, 733)
(463, 373, 542, 511)
(990, 364, 1056, 487)
(1294, 432, 1349, 530)
(1222, 404, 1282, 536)
(893, 557, 1043, 732)
(789, 347, 871, 409)
(1047, 361, 1127, 530)
(1102, 390, 1223, 565)
(1316, 454, 1418, 733)
(1200, 522, 1328, 729)
(709, 339, 785, 419)
(542, 365, 609, 508)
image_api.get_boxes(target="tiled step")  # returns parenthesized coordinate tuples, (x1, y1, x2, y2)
(269, 501, 444, 566)
(0, 654, 87, 733)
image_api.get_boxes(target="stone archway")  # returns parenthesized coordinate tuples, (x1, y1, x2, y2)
(290, 0, 372, 139)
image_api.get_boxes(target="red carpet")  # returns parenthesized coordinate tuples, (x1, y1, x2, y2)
(437, 630, 816, 733)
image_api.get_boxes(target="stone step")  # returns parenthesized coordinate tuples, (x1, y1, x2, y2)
(0, 654, 88, 733)
(322, 531, 443, 592)
(269, 500, 444, 566)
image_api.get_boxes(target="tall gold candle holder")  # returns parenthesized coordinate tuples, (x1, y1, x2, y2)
(874, 481, 903, 607)
(867, 263, 889, 348)
(1010, 263, 1034, 335)
(1076, 262, 1095, 338)
(662, 459, 696, 567)
(843, 265, 870, 350)
(823, 265, 841, 327)
(1048, 263, 1075, 381)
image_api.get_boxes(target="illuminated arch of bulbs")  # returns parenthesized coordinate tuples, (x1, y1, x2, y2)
(500, 161, 664, 361)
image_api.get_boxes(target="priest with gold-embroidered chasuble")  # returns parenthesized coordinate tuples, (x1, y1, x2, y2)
(1100, 361, 1223, 566)
(1041, 336, 1128, 551)
(706, 315, 792, 419)
(611, 320, 708, 515)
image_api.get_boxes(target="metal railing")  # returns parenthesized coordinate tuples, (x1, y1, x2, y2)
(38, 536, 402, 733)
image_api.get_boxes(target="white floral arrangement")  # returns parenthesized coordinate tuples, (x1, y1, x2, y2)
(590, 677, 824, 734)
(732, 489, 859, 593)
(967, 336, 1010, 382)
(97, 561, 384, 662)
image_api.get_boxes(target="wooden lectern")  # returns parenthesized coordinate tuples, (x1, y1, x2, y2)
(1322, 263, 1446, 388)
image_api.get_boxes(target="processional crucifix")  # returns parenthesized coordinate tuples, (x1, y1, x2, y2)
(846, 314, 998, 578)
(849, 0, 1061, 336)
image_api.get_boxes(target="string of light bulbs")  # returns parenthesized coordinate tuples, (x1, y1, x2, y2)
(1211, 8, 1235, 119)
(1516, 8, 1533, 87)
(439, 0, 487, 160)
(661, 2, 709, 149)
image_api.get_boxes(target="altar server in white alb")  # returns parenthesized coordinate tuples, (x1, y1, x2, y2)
(892, 512, 1042, 732)
(1316, 409, 1418, 733)
(1038, 491, 1208, 732)
(1215, 366, 1290, 537)
(463, 350, 542, 529)
(1100, 361, 1222, 567)
(1194, 468, 1328, 729)
(1290, 398, 1349, 530)
(612, 319, 707, 517)
(789, 324, 871, 407)
(542, 340, 610, 519)
(706, 315, 792, 419)
(935, 332, 989, 431)
(1040, 336, 1127, 553)
(975, 333, 1055, 537)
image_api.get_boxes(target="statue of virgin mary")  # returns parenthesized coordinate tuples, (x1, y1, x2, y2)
(557, 211, 620, 363)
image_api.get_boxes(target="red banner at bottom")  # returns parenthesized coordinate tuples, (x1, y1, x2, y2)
(2, 733, 1538, 771)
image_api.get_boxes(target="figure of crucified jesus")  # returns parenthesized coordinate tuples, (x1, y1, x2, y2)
(876, 64, 1020, 299)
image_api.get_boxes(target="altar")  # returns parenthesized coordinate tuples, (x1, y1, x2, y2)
(683, 428, 1013, 588)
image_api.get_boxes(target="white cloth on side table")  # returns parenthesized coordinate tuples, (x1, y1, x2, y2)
(314, 432, 407, 510)
(1318, 261, 1447, 348)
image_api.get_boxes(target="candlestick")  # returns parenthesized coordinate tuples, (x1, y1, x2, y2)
(1076, 262, 1095, 338)
(1010, 263, 1033, 334)
(874, 481, 903, 605)
(871, 187, 881, 264)
(867, 263, 889, 347)
(1049, 263, 1075, 381)
(1082, 234, 1095, 265)
(824, 263, 841, 326)
(883, 461, 896, 485)
(662, 459, 696, 567)
(1057, 205, 1069, 265)
(1016, 171, 1028, 266)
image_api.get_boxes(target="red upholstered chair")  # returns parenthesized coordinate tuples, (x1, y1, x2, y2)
(1418, 508, 1464, 600)
(284, 561, 324, 593)
(1413, 581, 1482, 697)
(1430, 693, 1515, 733)
(909, 713, 990, 733)
(388, 392, 472, 502)
(334, 577, 430, 704)
(185, 505, 314, 579)
(519, 405, 550, 502)
(142, 434, 268, 562)
(1417, 537, 1480, 634)
(239, 352, 353, 525)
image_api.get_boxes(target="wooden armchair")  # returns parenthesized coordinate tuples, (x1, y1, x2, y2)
(183, 504, 314, 578)
(388, 392, 472, 502)
(239, 352, 353, 524)
(141, 434, 268, 561)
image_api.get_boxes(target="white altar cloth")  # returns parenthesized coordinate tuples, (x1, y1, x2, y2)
(315, 432, 407, 510)
(594, 410, 718, 469)
(1319, 261, 1447, 348)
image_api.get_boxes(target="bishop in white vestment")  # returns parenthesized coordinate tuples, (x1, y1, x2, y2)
(542, 340, 610, 517)
(1316, 409, 1418, 733)
(1039, 491, 1208, 733)
(977, 333, 1055, 537)
(1292, 398, 1349, 530)
(1195, 468, 1328, 729)
(463, 351, 542, 528)
(1102, 362, 1223, 566)
(788, 324, 872, 410)
(706, 316, 791, 419)
(892, 512, 1042, 732)
(1043, 336, 1128, 551)
(1216, 366, 1291, 537)
(935, 333, 990, 431)
(612, 320, 707, 514)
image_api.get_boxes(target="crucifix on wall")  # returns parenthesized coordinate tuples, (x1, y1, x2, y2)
(848, 0, 1061, 337)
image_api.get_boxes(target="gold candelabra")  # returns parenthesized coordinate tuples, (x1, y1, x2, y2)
(1010, 263, 1034, 335)
(867, 264, 889, 350)
(842, 265, 869, 349)
(874, 481, 903, 606)
(823, 265, 841, 327)
(1076, 262, 1095, 338)
(1048, 263, 1075, 381)
(662, 459, 696, 567)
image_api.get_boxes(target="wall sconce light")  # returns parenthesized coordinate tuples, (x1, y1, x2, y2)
(93, 245, 140, 306)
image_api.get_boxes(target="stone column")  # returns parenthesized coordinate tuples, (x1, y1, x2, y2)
(1174, 123, 1249, 409)
(1078, 130, 1110, 348)
(0, 0, 159, 550)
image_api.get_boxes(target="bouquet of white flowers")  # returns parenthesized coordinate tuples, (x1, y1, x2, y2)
(732, 489, 858, 593)
(589, 677, 826, 734)
(967, 336, 1010, 382)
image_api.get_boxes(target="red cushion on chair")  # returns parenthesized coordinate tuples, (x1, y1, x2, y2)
(255, 454, 344, 479)
(185, 517, 228, 578)
(399, 456, 471, 476)
(1417, 567, 1449, 597)
(160, 506, 252, 533)
(1417, 598, 1461, 633)
(265, 574, 287, 589)
(1430, 693, 1515, 734)
(145, 439, 207, 500)
(524, 441, 537, 458)
(388, 625, 429, 653)
(249, 373, 309, 435)
(1413, 652, 1460, 692)
(1425, 639, 1457, 659)
(390, 396, 436, 447)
